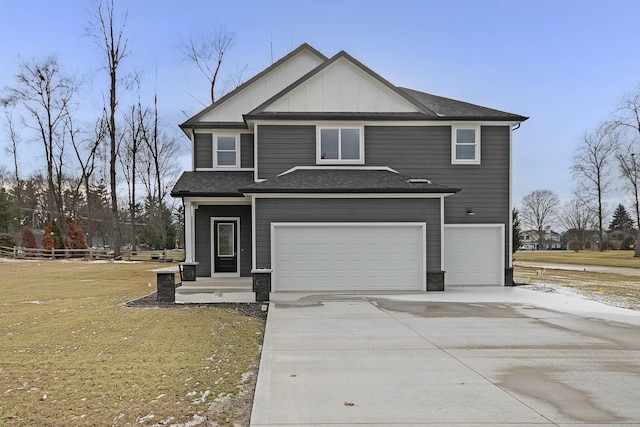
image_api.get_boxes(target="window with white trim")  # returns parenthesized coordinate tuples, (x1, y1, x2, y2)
(317, 126, 364, 164)
(215, 135, 239, 168)
(452, 125, 480, 164)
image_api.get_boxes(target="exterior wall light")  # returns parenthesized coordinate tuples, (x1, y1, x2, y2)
(466, 208, 475, 216)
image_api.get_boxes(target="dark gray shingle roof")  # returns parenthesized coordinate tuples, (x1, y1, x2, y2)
(171, 171, 255, 197)
(399, 88, 527, 121)
(240, 169, 460, 194)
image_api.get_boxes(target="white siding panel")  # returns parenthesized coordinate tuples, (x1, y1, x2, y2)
(265, 57, 420, 114)
(272, 224, 425, 291)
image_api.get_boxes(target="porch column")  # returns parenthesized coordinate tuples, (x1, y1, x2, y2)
(184, 200, 195, 262)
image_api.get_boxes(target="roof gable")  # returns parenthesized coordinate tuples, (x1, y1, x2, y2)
(181, 43, 327, 128)
(250, 51, 432, 116)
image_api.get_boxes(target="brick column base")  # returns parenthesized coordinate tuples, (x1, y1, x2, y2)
(427, 271, 445, 291)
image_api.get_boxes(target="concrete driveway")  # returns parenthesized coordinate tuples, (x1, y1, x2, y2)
(250, 286, 640, 426)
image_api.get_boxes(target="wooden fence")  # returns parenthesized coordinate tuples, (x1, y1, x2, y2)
(0, 246, 113, 260)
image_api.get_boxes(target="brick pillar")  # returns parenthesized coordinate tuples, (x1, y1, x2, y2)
(180, 262, 198, 281)
(427, 271, 445, 291)
(156, 272, 176, 302)
(504, 267, 514, 286)
(252, 269, 272, 301)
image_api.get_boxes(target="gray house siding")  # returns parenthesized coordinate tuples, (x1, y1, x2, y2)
(365, 125, 511, 265)
(194, 133, 213, 169)
(257, 125, 316, 179)
(241, 133, 254, 169)
(254, 198, 441, 271)
(194, 205, 252, 277)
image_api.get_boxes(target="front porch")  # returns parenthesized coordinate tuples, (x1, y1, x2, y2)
(175, 276, 255, 303)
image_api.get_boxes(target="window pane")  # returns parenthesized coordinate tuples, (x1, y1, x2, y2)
(320, 129, 339, 159)
(457, 129, 475, 144)
(217, 223, 234, 256)
(218, 152, 237, 166)
(341, 128, 360, 159)
(217, 136, 236, 151)
(456, 144, 476, 160)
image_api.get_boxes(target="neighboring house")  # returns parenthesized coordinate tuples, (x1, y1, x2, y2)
(520, 229, 562, 250)
(171, 43, 527, 291)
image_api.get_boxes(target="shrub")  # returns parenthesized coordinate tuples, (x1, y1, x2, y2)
(42, 225, 54, 250)
(65, 216, 88, 250)
(0, 233, 16, 248)
(21, 227, 37, 248)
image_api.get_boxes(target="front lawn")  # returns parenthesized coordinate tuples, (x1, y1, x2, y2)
(0, 260, 264, 426)
(514, 250, 640, 268)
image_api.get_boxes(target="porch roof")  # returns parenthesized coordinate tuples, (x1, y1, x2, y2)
(171, 171, 255, 197)
(240, 168, 461, 194)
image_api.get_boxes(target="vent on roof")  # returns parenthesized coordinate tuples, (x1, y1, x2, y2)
(407, 178, 431, 184)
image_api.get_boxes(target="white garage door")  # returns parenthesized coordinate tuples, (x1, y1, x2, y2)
(444, 225, 504, 285)
(272, 223, 425, 291)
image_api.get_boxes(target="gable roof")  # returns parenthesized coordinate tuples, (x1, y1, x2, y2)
(245, 50, 435, 118)
(240, 169, 460, 194)
(180, 43, 327, 131)
(182, 43, 527, 128)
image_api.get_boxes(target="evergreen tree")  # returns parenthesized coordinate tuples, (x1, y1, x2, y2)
(609, 204, 635, 231)
(512, 208, 522, 253)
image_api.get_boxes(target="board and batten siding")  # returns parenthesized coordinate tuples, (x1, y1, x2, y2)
(194, 205, 252, 277)
(257, 125, 316, 179)
(254, 198, 441, 271)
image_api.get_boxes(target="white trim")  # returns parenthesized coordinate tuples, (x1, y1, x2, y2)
(508, 126, 514, 266)
(184, 200, 194, 262)
(253, 122, 259, 182)
(210, 217, 240, 277)
(195, 168, 255, 172)
(451, 124, 481, 165)
(440, 198, 445, 272)
(214, 133, 240, 168)
(270, 222, 427, 292)
(190, 130, 195, 171)
(443, 223, 505, 286)
(184, 197, 251, 206)
(316, 125, 365, 165)
(277, 165, 399, 177)
(252, 119, 522, 127)
(247, 193, 454, 199)
(251, 196, 257, 270)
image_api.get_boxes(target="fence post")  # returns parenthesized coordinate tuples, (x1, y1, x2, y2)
(14, 246, 17, 258)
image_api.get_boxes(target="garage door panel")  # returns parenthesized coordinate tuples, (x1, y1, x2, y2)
(444, 226, 503, 286)
(273, 224, 424, 291)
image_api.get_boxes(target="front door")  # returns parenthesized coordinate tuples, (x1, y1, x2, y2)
(213, 220, 238, 274)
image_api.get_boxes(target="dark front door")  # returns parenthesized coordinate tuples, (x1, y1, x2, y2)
(214, 220, 237, 273)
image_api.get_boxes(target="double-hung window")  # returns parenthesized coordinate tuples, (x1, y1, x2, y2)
(215, 135, 238, 168)
(452, 125, 481, 164)
(317, 126, 364, 164)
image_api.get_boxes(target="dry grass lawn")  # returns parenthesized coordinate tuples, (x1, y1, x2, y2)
(514, 249, 640, 268)
(0, 259, 264, 426)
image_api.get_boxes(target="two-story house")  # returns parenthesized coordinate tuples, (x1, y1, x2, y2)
(171, 43, 527, 292)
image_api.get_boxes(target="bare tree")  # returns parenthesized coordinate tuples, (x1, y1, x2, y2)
(87, 0, 129, 257)
(181, 26, 235, 104)
(520, 189, 560, 250)
(2, 56, 78, 224)
(139, 89, 180, 249)
(615, 144, 640, 256)
(1, 98, 20, 185)
(560, 198, 597, 251)
(571, 124, 619, 251)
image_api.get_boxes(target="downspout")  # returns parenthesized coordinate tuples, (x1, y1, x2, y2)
(508, 123, 521, 273)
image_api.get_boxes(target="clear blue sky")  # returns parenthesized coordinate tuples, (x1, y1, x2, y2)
(2, 0, 640, 209)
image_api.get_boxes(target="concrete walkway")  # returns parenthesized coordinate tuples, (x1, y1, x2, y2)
(250, 287, 640, 426)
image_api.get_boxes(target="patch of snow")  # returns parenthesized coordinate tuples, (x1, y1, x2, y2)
(137, 413, 155, 423)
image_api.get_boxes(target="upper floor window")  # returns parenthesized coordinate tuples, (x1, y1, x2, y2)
(317, 126, 364, 164)
(215, 135, 239, 167)
(452, 125, 480, 165)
